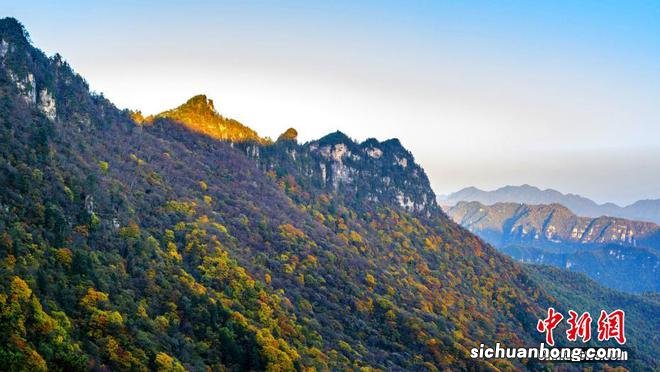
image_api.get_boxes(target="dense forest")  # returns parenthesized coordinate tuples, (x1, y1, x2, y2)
(0, 17, 658, 370)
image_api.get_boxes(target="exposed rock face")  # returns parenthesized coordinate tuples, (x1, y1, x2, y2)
(250, 131, 440, 216)
(1, 23, 59, 119)
(0, 26, 39, 105)
(8, 71, 36, 104)
(395, 155, 407, 168)
(0, 39, 8, 58)
(38, 89, 56, 121)
(365, 147, 382, 159)
(319, 162, 326, 186)
(246, 143, 260, 159)
(316, 140, 352, 190)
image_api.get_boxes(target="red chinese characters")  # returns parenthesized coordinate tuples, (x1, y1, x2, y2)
(597, 309, 626, 345)
(566, 310, 592, 342)
(537, 308, 626, 345)
(536, 307, 564, 346)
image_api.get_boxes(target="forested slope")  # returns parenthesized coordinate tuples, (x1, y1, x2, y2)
(0, 18, 657, 370)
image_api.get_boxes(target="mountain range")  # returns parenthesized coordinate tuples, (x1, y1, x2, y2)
(440, 185, 660, 224)
(0, 17, 658, 370)
(445, 201, 659, 292)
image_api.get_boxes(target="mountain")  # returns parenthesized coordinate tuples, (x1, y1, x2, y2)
(441, 185, 660, 224)
(0, 18, 658, 370)
(447, 201, 660, 249)
(138, 94, 267, 144)
(445, 201, 660, 292)
(248, 131, 439, 217)
(622, 199, 660, 225)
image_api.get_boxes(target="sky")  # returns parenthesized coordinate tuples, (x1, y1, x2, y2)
(4, 0, 660, 205)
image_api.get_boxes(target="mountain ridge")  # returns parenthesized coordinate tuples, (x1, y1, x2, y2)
(441, 185, 660, 224)
(245, 128, 441, 217)
(446, 201, 659, 248)
(445, 200, 660, 292)
(144, 94, 269, 144)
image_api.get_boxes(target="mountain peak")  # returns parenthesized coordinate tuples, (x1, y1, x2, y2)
(317, 130, 353, 146)
(277, 127, 298, 142)
(181, 94, 216, 113)
(0, 17, 30, 45)
(379, 138, 408, 153)
(289, 131, 438, 215)
(381, 138, 402, 147)
(157, 94, 219, 121)
(506, 184, 540, 191)
(0, 18, 31, 66)
(156, 95, 266, 143)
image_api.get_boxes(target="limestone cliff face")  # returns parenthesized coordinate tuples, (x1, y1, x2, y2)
(312, 133, 436, 213)
(244, 131, 441, 217)
(0, 19, 57, 121)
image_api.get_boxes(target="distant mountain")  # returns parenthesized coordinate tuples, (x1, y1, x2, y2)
(445, 201, 660, 292)
(440, 184, 660, 224)
(623, 199, 660, 225)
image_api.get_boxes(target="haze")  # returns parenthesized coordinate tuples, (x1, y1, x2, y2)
(7, 0, 660, 205)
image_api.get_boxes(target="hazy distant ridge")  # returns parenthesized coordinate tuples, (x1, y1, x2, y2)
(441, 184, 660, 224)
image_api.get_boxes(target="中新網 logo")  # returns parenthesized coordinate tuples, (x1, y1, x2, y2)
(537, 308, 625, 346)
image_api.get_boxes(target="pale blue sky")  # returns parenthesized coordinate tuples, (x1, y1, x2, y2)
(4, 0, 660, 205)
